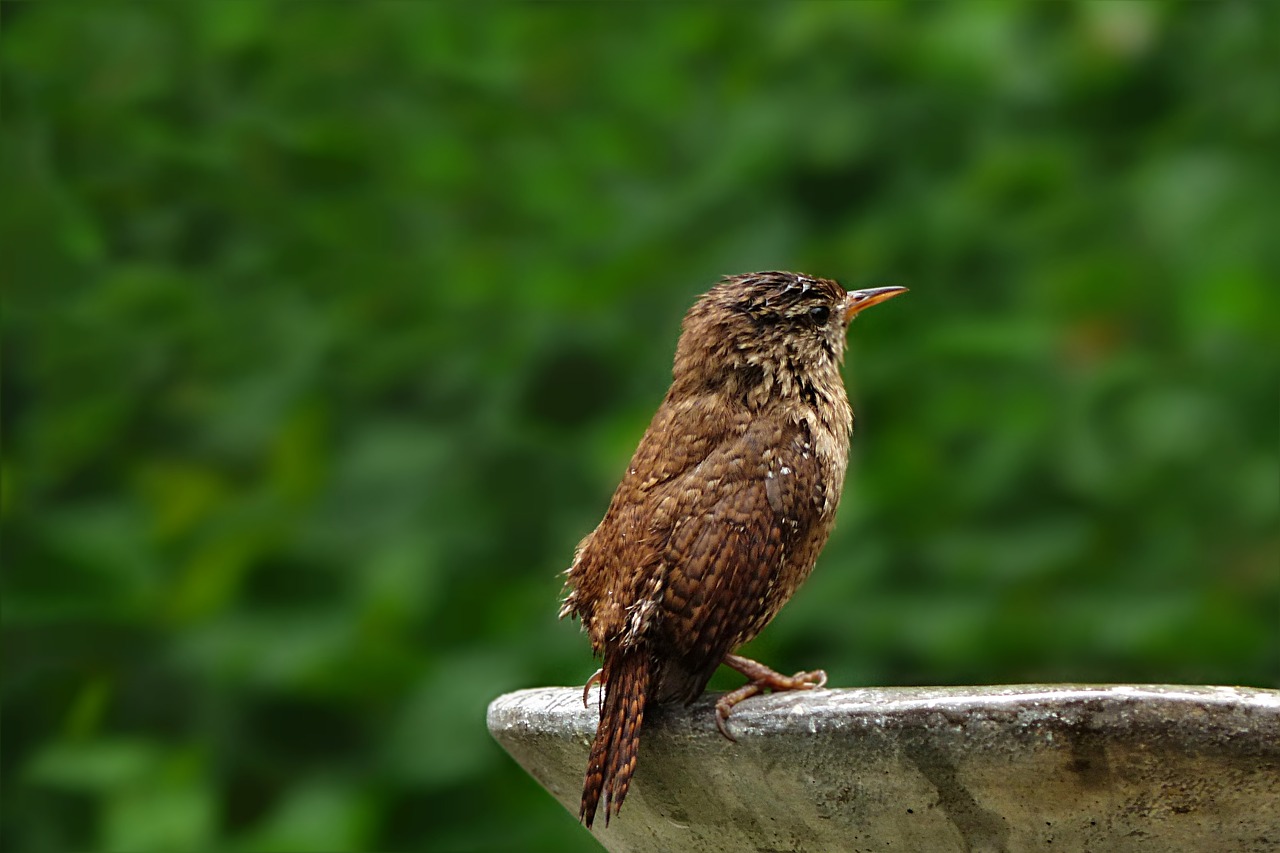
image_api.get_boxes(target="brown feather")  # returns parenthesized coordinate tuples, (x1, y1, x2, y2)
(561, 271, 900, 825)
(579, 647, 649, 827)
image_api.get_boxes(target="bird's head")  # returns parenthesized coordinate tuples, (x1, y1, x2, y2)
(672, 271, 905, 407)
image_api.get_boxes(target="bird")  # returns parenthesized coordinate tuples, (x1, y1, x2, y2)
(559, 271, 906, 828)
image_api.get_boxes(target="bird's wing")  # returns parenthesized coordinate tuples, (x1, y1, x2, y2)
(650, 414, 828, 698)
(562, 390, 732, 646)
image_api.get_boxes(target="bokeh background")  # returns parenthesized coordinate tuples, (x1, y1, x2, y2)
(3, 3, 1277, 851)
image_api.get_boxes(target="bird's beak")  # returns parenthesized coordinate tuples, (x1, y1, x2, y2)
(843, 286, 908, 324)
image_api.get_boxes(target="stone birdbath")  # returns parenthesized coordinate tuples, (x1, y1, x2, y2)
(488, 684, 1279, 852)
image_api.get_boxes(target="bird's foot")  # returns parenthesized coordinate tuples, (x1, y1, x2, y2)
(714, 653, 827, 741)
(582, 668, 604, 708)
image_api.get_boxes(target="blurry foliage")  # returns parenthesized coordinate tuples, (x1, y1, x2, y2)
(3, 3, 1278, 851)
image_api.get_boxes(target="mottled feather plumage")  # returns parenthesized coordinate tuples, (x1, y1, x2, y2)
(560, 271, 902, 827)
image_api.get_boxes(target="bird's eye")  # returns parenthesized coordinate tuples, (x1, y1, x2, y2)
(808, 305, 831, 325)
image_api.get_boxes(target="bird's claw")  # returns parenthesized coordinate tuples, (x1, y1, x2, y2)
(582, 668, 604, 708)
(714, 657, 829, 742)
(792, 669, 828, 689)
(714, 698, 740, 742)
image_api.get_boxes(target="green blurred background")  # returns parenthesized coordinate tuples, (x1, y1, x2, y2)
(3, 3, 1277, 851)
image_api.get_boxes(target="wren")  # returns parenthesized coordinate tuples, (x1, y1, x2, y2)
(559, 271, 906, 827)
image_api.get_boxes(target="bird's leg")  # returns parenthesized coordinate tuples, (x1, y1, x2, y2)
(582, 667, 604, 708)
(714, 653, 828, 741)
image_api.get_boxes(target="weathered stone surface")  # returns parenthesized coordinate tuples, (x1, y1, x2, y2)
(488, 684, 1280, 852)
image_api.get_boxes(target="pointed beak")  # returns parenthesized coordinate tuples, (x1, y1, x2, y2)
(843, 286, 908, 323)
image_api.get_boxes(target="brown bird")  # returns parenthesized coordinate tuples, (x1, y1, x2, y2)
(559, 271, 906, 828)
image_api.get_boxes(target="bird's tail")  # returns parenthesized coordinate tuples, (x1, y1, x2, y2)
(580, 647, 650, 828)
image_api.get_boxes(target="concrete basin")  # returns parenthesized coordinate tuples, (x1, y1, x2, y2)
(488, 684, 1279, 852)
